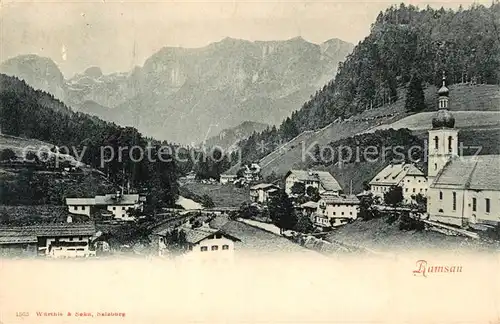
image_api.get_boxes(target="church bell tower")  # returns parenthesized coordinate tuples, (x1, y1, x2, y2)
(427, 72, 458, 185)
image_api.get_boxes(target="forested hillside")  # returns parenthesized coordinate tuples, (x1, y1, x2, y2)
(290, 3, 500, 132)
(0, 74, 179, 207)
(232, 3, 500, 167)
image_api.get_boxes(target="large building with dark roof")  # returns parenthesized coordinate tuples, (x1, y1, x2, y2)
(427, 75, 500, 228)
(285, 170, 342, 196)
(0, 223, 96, 258)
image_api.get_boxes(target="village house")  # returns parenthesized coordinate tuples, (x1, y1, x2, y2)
(0, 233, 38, 257)
(243, 163, 262, 182)
(299, 201, 319, 223)
(220, 174, 237, 184)
(66, 192, 143, 221)
(0, 223, 96, 258)
(154, 223, 240, 259)
(426, 75, 500, 229)
(249, 183, 279, 204)
(369, 163, 428, 204)
(285, 170, 342, 196)
(315, 193, 360, 228)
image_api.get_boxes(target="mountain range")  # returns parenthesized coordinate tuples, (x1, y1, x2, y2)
(0, 37, 353, 144)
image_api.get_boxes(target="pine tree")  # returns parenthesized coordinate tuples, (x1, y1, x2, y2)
(405, 73, 426, 112)
(268, 190, 298, 234)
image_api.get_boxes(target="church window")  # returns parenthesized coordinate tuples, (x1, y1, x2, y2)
(434, 163, 438, 171)
(452, 192, 457, 211)
(486, 198, 491, 213)
(472, 198, 477, 212)
(439, 191, 443, 200)
(448, 136, 453, 153)
(434, 136, 439, 150)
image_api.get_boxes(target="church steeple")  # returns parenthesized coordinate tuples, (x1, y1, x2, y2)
(428, 71, 459, 184)
(432, 72, 455, 129)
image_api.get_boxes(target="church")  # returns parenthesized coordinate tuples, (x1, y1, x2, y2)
(426, 75, 500, 229)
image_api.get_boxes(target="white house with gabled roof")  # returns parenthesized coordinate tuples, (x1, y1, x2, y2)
(315, 193, 360, 228)
(66, 192, 143, 221)
(369, 163, 427, 204)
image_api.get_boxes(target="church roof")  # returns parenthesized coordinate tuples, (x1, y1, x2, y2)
(369, 163, 425, 186)
(431, 155, 500, 191)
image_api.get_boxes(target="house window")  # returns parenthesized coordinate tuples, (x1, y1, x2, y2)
(73, 206, 78, 210)
(215, 234, 222, 239)
(341, 212, 344, 216)
(333, 212, 336, 215)
(200, 246, 208, 252)
(412, 188, 416, 193)
(439, 191, 443, 200)
(81, 206, 86, 210)
(69, 238, 73, 241)
(472, 198, 477, 212)
(222, 245, 229, 250)
(486, 198, 491, 213)
(122, 207, 125, 210)
(79, 236, 83, 240)
(112, 207, 116, 211)
(405, 188, 408, 192)
(434, 136, 439, 150)
(452, 192, 457, 211)
(188, 246, 193, 251)
(350, 212, 353, 215)
(211, 245, 218, 251)
(448, 136, 453, 153)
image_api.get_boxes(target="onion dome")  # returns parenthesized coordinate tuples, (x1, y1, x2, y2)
(432, 109, 455, 129)
(438, 84, 449, 96)
(438, 71, 449, 97)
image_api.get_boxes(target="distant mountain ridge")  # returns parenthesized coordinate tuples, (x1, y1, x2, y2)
(0, 37, 354, 144)
(203, 121, 270, 151)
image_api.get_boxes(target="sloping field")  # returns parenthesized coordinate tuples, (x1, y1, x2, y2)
(364, 111, 500, 133)
(182, 183, 250, 207)
(425, 83, 500, 112)
(0, 134, 82, 165)
(257, 84, 499, 180)
(0, 134, 51, 153)
(325, 216, 500, 254)
(259, 109, 407, 179)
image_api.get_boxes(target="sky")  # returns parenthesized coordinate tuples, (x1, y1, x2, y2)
(0, 0, 493, 77)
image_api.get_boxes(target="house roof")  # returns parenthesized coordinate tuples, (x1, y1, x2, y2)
(0, 235, 38, 244)
(301, 201, 319, 209)
(250, 183, 279, 190)
(66, 198, 96, 205)
(94, 194, 140, 205)
(0, 223, 96, 238)
(431, 155, 500, 191)
(320, 194, 360, 205)
(66, 194, 140, 206)
(369, 163, 425, 186)
(178, 225, 241, 244)
(286, 170, 342, 192)
(220, 174, 237, 178)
